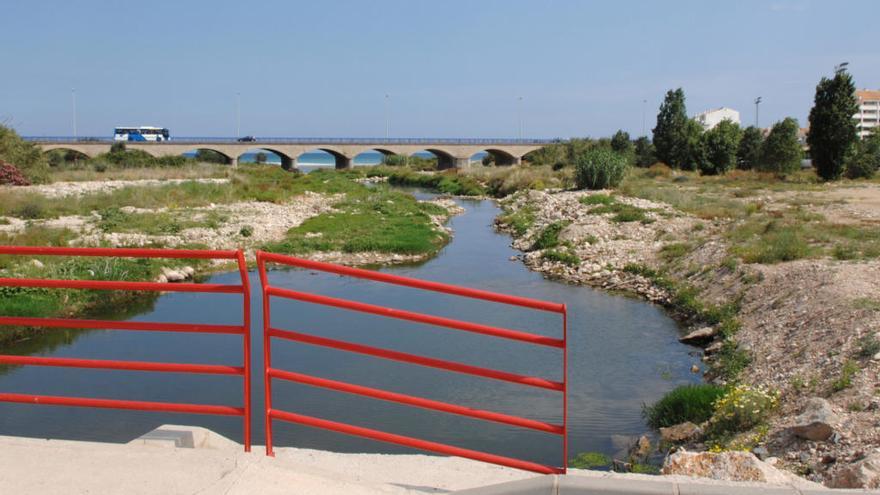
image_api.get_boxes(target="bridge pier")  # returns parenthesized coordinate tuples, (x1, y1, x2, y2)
(334, 156, 352, 169)
(230, 157, 238, 168)
(454, 157, 470, 169)
(281, 156, 294, 171)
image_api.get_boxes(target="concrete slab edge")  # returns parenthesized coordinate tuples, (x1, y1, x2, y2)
(451, 475, 880, 494)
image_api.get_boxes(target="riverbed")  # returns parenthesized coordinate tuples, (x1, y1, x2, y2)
(0, 193, 701, 466)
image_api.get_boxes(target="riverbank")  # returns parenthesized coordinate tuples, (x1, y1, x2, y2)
(0, 169, 461, 346)
(495, 168, 880, 488)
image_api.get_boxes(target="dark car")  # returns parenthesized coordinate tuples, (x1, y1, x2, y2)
(237, 136, 257, 142)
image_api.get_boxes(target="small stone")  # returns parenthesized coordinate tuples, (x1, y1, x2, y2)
(829, 453, 880, 489)
(752, 446, 769, 460)
(679, 326, 717, 346)
(873, 351, 880, 361)
(789, 397, 838, 441)
(29, 259, 44, 269)
(181, 266, 195, 277)
(156, 274, 168, 284)
(690, 364, 700, 373)
(630, 435, 652, 459)
(659, 422, 701, 443)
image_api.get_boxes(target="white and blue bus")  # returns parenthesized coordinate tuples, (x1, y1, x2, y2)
(113, 126, 170, 142)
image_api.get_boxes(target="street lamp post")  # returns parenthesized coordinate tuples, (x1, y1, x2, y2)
(71, 88, 77, 140)
(754, 97, 762, 128)
(236, 92, 241, 139)
(517, 96, 523, 140)
(384, 94, 390, 141)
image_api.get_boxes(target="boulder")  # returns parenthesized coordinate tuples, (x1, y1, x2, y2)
(161, 267, 187, 283)
(659, 422, 701, 443)
(789, 397, 837, 441)
(829, 454, 880, 489)
(630, 435, 652, 459)
(679, 327, 717, 346)
(181, 266, 195, 277)
(662, 450, 822, 489)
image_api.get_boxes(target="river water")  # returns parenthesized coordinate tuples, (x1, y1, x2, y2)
(0, 192, 700, 466)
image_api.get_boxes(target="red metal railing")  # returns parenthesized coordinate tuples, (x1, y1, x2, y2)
(0, 246, 252, 451)
(256, 251, 567, 474)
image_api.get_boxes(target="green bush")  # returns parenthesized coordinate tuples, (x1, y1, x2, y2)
(531, 221, 567, 250)
(0, 124, 50, 184)
(643, 384, 725, 429)
(574, 148, 628, 190)
(569, 452, 611, 469)
(541, 248, 580, 266)
(706, 384, 778, 437)
(579, 194, 615, 206)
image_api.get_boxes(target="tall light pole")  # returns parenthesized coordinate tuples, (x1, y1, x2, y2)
(384, 94, 390, 140)
(642, 99, 647, 137)
(754, 97, 762, 128)
(517, 96, 523, 140)
(71, 88, 77, 140)
(236, 92, 241, 139)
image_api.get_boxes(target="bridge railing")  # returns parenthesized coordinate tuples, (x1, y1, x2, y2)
(0, 246, 253, 451)
(256, 251, 568, 474)
(23, 136, 558, 146)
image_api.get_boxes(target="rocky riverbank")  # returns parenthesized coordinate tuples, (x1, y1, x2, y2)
(496, 187, 880, 488)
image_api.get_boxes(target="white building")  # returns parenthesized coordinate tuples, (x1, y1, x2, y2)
(694, 107, 741, 130)
(855, 89, 880, 139)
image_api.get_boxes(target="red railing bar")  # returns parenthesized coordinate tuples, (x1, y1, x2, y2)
(269, 408, 562, 474)
(0, 246, 239, 259)
(0, 393, 244, 416)
(266, 286, 563, 348)
(0, 278, 243, 294)
(0, 355, 244, 375)
(257, 251, 565, 313)
(0, 316, 244, 335)
(236, 249, 253, 453)
(268, 328, 563, 391)
(268, 368, 563, 434)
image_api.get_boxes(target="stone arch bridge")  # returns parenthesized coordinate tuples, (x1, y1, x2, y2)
(28, 138, 553, 170)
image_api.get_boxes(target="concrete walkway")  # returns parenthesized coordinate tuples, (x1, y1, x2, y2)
(0, 425, 871, 494)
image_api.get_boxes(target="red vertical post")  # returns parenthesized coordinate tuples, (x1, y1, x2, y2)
(562, 306, 569, 473)
(236, 250, 252, 452)
(257, 255, 274, 456)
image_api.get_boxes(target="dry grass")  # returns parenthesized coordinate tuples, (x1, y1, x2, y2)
(49, 162, 231, 182)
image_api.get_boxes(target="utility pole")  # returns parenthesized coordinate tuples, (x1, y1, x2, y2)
(754, 96, 762, 128)
(642, 99, 647, 137)
(236, 92, 241, 139)
(517, 96, 523, 140)
(71, 88, 77, 140)
(384, 94, 390, 140)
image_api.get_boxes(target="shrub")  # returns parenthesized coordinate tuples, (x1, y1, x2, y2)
(569, 452, 611, 469)
(110, 141, 126, 154)
(239, 225, 254, 238)
(531, 221, 567, 250)
(579, 194, 615, 206)
(13, 201, 44, 220)
(541, 248, 580, 266)
(0, 161, 31, 185)
(857, 334, 880, 358)
(698, 119, 741, 175)
(0, 125, 50, 183)
(706, 385, 779, 437)
(574, 148, 628, 190)
(831, 360, 859, 392)
(645, 162, 672, 178)
(759, 118, 802, 176)
(643, 384, 725, 429)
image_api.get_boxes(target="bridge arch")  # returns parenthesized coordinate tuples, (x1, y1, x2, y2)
(409, 148, 457, 170)
(470, 148, 517, 166)
(297, 148, 351, 170)
(40, 145, 96, 159)
(236, 148, 295, 170)
(351, 148, 399, 167)
(183, 148, 235, 165)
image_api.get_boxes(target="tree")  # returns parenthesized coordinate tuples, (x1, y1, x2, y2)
(699, 120, 742, 175)
(845, 129, 880, 179)
(737, 126, 764, 170)
(634, 136, 655, 167)
(110, 141, 127, 154)
(653, 88, 691, 169)
(807, 67, 859, 181)
(611, 130, 633, 156)
(196, 149, 229, 164)
(683, 119, 705, 171)
(759, 118, 802, 176)
(255, 151, 268, 164)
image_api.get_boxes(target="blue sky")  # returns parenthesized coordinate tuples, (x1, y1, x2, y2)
(1, 0, 878, 139)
